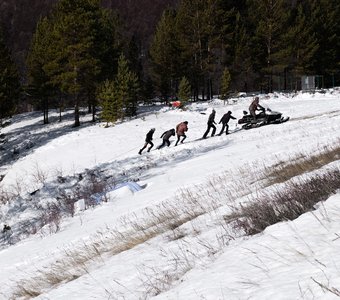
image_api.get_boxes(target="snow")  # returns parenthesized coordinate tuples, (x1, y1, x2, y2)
(0, 89, 339, 299)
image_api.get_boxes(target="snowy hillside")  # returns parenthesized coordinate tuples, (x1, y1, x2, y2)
(0, 90, 340, 299)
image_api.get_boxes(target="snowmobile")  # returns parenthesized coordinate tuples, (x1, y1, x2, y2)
(238, 107, 289, 130)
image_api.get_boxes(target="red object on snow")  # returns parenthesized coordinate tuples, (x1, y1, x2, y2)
(172, 101, 182, 108)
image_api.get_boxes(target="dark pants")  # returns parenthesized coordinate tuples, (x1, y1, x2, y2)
(139, 140, 154, 154)
(175, 134, 186, 146)
(219, 123, 229, 135)
(157, 139, 171, 149)
(203, 123, 216, 138)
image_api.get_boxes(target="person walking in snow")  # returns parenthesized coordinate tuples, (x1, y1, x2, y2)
(218, 111, 236, 135)
(249, 96, 264, 121)
(139, 128, 155, 154)
(2, 224, 11, 233)
(175, 121, 188, 146)
(202, 109, 217, 139)
(157, 128, 175, 149)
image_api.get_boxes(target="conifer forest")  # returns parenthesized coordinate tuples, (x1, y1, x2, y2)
(0, 0, 339, 126)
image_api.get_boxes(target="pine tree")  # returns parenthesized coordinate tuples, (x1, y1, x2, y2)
(97, 80, 118, 126)
(150, 8, 181, 101)
(282, 3, 318, 90)
(308, 0, 340, 80)
(0, 28, 20, 124)
(26, 17, 55, 124)
(98, 54, 139, 124)
(36, 0, 120, 127)
(178, 76, 191, 105)
(176, 0, 225, 100)
(48, 0, 101, 126)
(115, 53, 139, 118)
(126, 34, 143, 82)
(220, 67, 231, 103)
(230, 11, 253, 92)
(248, 0, 289, 92)
(125, 71, 139, 117)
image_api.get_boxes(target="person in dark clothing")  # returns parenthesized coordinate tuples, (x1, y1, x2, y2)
(157, 129, 175, 149)
(218, 111, 236, 135)
(139, 128, 155, 154)
(175, 121, 188, 146)
(2, 224, 11, 233)
(202, 109, 217, 139)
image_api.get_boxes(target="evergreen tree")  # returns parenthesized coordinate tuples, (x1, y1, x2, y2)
(126, 34, 143, 82)
(230, 11, 253, 92)
(115, 53, 140, 118)
(282, 3, 318, 90)
(26, 17, 55, 124)
(308, 0, 340, 81)
(141, 76, 155, 104)
(0, 28, 20, 124)
(97, 79, 118, 126)
(248, 0, 289, 92)
(150, 8, 181, 101)
(220, 67, 231, 103)
(90, 8, 121, 120)
(47, 0, 101, 127)
(34, 0, 121, 127)
(176, 0, 225, 100)
(178, 76, 191, 105)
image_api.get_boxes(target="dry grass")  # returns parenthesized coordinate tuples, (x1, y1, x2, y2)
(10, 142, 340, 299)
(10, 190, 217, 299)
(266, 142, 340, 185)
(312, 278, 340, 297)
(232, 168, 340, 235)
(11, 167, 250, 299)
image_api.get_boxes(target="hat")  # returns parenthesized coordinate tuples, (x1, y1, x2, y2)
(151, 128, 155, 131)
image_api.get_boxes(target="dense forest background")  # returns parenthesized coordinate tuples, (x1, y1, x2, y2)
(0, 0, 339, 126)
(0, 0, 178, 72)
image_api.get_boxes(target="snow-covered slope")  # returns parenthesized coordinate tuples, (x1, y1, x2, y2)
(0, 90, 339, 299)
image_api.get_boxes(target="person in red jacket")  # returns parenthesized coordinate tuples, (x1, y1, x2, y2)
(175, 121, 188, 146)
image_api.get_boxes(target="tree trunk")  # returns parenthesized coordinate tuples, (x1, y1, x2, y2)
(59, 95, 62, 122)
(45, 97, 49, 124)
(74, 96, 80, 127)
(43, 97, 49, 124)
(208, 78, 213, 100)
(92, 104, 96, 122)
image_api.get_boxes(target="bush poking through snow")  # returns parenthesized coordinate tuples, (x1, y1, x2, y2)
(38, 203, 62, 234)
(0, 187, 15, 205)
(266, 143, 340, 185)
(233, 168, 340, 235)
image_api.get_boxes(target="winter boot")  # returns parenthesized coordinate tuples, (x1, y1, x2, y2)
(138, 149, 142, 155)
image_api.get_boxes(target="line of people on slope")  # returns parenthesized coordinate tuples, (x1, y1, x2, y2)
(139, 96, 263, 155)
(138, 120, 188, 154)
